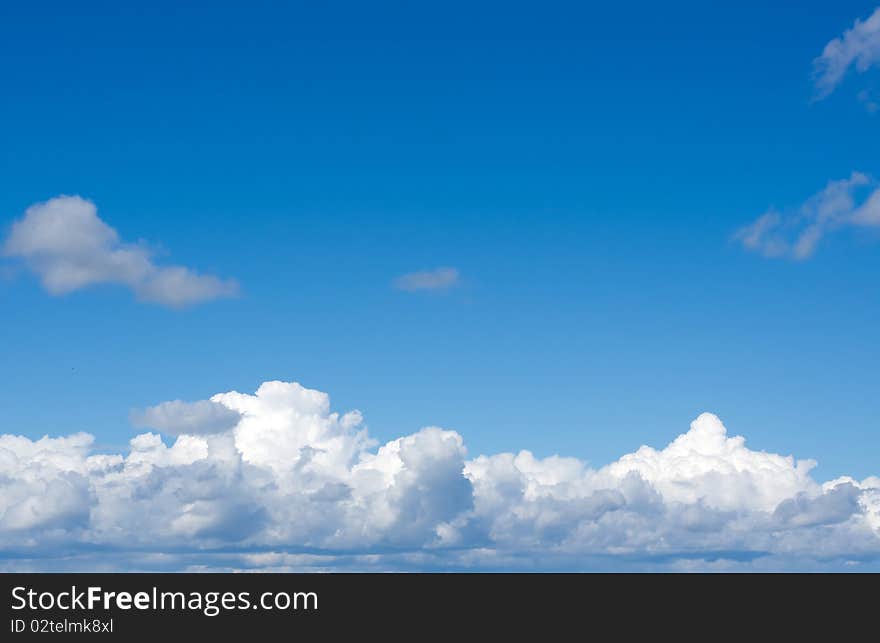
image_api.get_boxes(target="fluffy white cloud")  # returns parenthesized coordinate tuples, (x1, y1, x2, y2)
(393, 267, 460, 292)
(734, 172, 880, 259)
(1, 381, 878, 571)
(2, 195, 239, 307)
(813, 7, 880, 100)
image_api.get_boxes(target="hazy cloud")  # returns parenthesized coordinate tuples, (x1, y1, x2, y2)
(2, 195, 239, 307)
(813, 7, 880, 101)
(130, 399, 243, 436)
(858, 89, 880, 112)
(734, 172, 880, 259)
(393, 267, 460, 292)
(1, 380, 878, 571)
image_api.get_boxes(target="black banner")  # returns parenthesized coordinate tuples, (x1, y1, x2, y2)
(1, 573, 874, 636)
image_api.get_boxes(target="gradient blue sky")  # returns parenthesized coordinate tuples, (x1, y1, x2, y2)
(1, 0, 878, 481)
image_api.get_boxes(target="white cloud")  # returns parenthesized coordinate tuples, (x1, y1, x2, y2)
(393, 267, 460, 292)
(813, 7, 880, 100)
(734, 172, 880, 259)
(2, 195, 239, 307)
(0, 381, 878, 571)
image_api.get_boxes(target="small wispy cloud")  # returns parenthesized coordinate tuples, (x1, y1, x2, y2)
(393, 267, 460, 292)
(734, 172, 880, 260)
(858, 88, 880, 113)
(2, 195, 239, 307)
(812, 7, 880, 102)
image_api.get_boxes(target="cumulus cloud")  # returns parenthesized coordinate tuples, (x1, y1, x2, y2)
(734, 172, 880, 259)
(813, 7, 880, 101)
(0, 381, 878, 571)
(393, 267, 460, 292)
(2, 195, 239, 307)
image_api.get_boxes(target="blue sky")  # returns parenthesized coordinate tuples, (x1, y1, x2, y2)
(1, 0, 879, 490)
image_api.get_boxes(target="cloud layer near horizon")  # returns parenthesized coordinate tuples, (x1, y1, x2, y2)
(1, 380, 878, 571)
(2, 196, 239, 307)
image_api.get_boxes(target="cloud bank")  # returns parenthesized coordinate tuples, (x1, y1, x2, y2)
(2, 196, 239, 307)
(735, 172, 880, 259)
(813, 7, 880, 100)
(0, 380, 877, 571)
